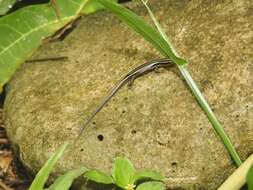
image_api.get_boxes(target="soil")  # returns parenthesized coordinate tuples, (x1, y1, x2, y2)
(0, 96, 30, 190)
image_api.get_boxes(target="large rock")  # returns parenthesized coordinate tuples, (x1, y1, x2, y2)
(3, 0, 253, 189)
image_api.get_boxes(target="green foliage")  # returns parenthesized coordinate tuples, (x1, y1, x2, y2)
(84, 170, 114, 184)
(2, 0, 242, 189)
(29, 144, 87, 190)
(112, 157, 136, 188)
(139, 0, 176, 55)
(0, 0, 17, 15)
(29, 143, 68, 190)
(136, 181, 165, 190)
(29, 146, 163, 190)
(0, 0, 121, 93)
(96, 0, 187, 66)
(247, 163, 253, 190)
(84, 157, 165, 190)
(47, 167, 88, 190)
(96, 0, 241, 167)
(134, 170, 165, 182)
(0, 0, 89, 93)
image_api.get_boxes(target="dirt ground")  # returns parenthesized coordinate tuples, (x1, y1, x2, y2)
(0, 107, 30, 190)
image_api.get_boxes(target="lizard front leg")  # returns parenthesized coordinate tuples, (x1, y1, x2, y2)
(127, 75, 138, 89)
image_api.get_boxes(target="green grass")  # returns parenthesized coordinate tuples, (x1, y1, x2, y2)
(96, 0, 242, 167)
(29, 146, 164, 190)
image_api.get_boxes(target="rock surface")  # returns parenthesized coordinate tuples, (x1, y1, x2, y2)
(3, 0, 253, 189)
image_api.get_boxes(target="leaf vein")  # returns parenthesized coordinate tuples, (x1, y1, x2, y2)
(68, 0, 81, 6)
(0, 24, 23, 36)
(0, 17, 73, 57)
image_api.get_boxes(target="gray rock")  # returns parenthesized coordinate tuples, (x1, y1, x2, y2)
(3, 0, 253, 189)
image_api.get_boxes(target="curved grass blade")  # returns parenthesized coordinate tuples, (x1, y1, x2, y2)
(96, 0, 187, 66)
(0, 0, 89, 93)
(98, 0, 241, 166)
(141, 0, 242, 166)
(140, 0, 178, 57)
(28, 143, 68, 190)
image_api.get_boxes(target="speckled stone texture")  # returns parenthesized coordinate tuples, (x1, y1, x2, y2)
(3, 0, 253, 189)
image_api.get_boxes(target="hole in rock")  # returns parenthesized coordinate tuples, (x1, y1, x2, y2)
(97, 134, 104, 141)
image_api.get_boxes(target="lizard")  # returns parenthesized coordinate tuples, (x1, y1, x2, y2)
(75, 58, 174, 141)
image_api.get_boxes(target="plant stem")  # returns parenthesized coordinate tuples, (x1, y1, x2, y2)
(178, 65, 242, 167)
(218, 154, 253, 190)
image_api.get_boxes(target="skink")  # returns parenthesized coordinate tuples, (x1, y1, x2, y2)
(76, 58, 174, 140)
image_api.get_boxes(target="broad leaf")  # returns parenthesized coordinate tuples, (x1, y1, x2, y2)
(0, 0, 16, 15)
(136, 181, 165, 190)
(247, 164, 253, 190)
(134, 170, 165, 182)
(28, 143, 68, 190)
(112, 157, 136, 189)
(84, 169, 114, 184)
(96, 0, 187, 66)
(0, 0, 89, 92)
(48, 167, 88, 190)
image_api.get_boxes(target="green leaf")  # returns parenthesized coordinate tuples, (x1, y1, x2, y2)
(48, 167, 88, 190)
(0, 0, 89, 93)
(96, 0, 187, 66)
(134, 170, 165, 182)
(84, 169, 114, 184)
(136, 181, 165, 190)
(82, 0, 118, 15)
(247, 164, 253, 190)
(0, 0, 16, 15)
(28, 143, 68, 190)
(112, 157, 136, 189)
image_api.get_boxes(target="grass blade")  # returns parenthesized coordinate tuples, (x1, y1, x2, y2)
(140, 0, 242, 166)
(178, 68, 242, 166)
(140, 0, 178, 57)
(96, 0, 187, 66)
(217, 154, 253, 189)
(97, 0, 241, 166)
(28, 143, 68, 190)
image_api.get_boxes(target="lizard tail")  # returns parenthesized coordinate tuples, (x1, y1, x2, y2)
(73, 77, 129, 143)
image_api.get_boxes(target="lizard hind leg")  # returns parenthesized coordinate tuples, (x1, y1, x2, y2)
(127, 76, 137, 89)
(153, 65, 163, 73)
